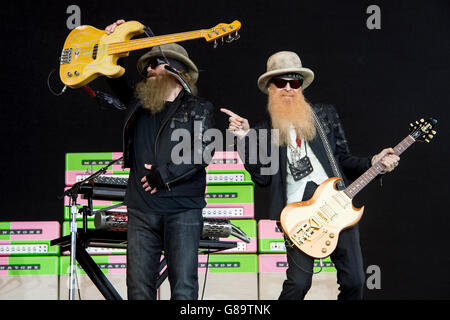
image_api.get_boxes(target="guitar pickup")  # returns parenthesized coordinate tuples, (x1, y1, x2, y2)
(92, 44, 99, 60)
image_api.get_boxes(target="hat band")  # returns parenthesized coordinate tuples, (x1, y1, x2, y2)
(164, 57, 188, 73)
(146, 57, 188, 73)
(272, 73, 304, 81)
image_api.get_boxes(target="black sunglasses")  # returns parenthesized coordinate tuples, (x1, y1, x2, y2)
(147, 58, 166, 70)
(272, 78, 303, 89)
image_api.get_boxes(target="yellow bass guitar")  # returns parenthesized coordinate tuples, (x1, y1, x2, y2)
(59, 20, 241, 88)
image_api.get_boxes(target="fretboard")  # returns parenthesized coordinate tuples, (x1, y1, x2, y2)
(343, 135, 416, 199)
(107, 30, 205, 55)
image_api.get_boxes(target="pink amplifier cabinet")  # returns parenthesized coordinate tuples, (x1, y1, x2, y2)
(63, 203, 127, 221)
(65, 152, 128, 187)
(258, 254, 339, 300)
(159, 254, 258, 300)
(0, 256, 59, 300)
(204, 185, 254, 219)
(64, 187, 124, 207)
(61, 221, 126, 256)
(257, 219, 286, 253)
(59, 255, 128, 300)
(0, 221, 60, 256)
(216, 219, 257, 254)
(207, 151, 245, 170)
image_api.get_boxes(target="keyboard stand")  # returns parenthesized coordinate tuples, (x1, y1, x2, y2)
(51, 230, 237, 300)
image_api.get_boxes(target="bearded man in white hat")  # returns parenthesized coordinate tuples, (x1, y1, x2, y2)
(104, 20, 215, 300)
(222, 51, 400, 300)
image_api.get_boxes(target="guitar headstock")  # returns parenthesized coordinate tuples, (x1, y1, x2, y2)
(409, 118, 438, 143)
(203, 20, 242, 47)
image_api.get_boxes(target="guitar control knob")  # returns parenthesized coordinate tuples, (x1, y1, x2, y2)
(329, 233, 335, 239)
(322, 248, 327, 254)
(326, 241, 331, 246)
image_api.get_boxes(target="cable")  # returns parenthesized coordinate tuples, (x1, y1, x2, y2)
(288, 255, 323, 275)
(143, 25, 193, 94)
(76, 270, 82, 300)
(47, 68, 67, 96)
(200, 251, 210, 300)
(284, 238, 323, 275)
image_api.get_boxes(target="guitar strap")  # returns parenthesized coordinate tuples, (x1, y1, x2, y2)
(311, 108, 346, 190)
(143, 26, 193, 94)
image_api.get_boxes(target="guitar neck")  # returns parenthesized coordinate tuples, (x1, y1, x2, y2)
(343, 135, 416, 199)
(107, 30, 206, 55)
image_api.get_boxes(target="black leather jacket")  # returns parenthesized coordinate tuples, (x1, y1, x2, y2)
(105, 76, 215, 197)
(240, 104, 371, 220)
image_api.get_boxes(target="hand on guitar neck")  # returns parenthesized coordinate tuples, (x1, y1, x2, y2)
(371, 148, 400, 173)
(105, 19, 126, 35)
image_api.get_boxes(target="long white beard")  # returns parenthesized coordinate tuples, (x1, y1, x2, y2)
(267, 88, 316, 146)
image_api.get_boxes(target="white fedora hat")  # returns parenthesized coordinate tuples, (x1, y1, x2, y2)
(257, 51, 315, 94)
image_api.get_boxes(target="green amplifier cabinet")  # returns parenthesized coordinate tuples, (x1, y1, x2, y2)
(61, 221, 126, 255)
(206, 169, 254, 185)
(209, 219, 257, 254)
(0, 221, 60, 256)
(59, 255, 127, 300)
(65, 152, 129, 187)
(258, 254, 339, 300)
(159, 254, 259, 300)
(257, 219, 286, 254)
(204, 185, 254, 219)
(63, 204, 126, 221)
(0, 256, 59, 300)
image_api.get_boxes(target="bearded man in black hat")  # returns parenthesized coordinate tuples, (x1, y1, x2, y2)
(222, 51, 400, 300)
(104, 20, 215, 300)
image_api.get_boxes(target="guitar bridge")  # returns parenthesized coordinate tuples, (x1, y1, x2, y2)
(60, 48, 73, 65)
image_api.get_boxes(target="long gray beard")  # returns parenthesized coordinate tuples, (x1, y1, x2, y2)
(135, 74, 175, 114)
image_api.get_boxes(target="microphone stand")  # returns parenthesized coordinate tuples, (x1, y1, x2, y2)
(61, 156, 124, 300)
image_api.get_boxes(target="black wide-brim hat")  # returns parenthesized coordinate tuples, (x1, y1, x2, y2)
(136, 43, 199, 84)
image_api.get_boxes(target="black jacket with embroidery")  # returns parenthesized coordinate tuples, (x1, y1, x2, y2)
(104, 76, 215, 197)
(239, 104, 371, 220)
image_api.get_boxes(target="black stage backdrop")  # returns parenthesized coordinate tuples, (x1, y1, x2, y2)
(1, 0, 449, 299)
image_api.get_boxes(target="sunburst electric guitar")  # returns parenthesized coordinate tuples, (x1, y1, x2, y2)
(280, 118, 438, 259)
(59, 20, 241, 88)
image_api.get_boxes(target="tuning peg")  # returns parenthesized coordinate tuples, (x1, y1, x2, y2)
(415, 121, 419, 125)
(233, 31, 240, 40)
(225, 34, 234, 43)
(428, 134, 434, 139)
(213, 40, 218, 49)
(425, 139, 430, 143)
(420, 119, 425, 123)
(431, 130, 437, 135)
